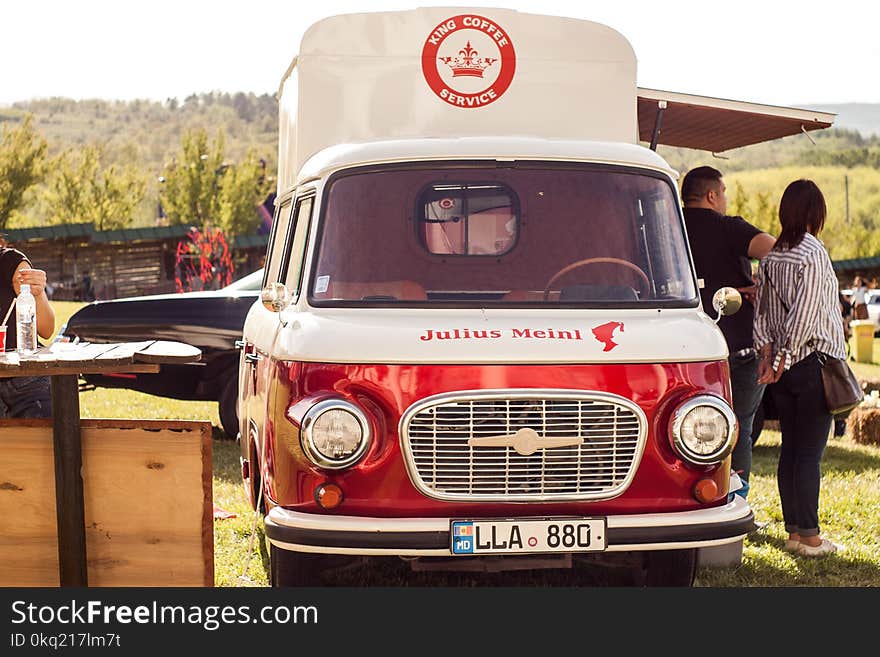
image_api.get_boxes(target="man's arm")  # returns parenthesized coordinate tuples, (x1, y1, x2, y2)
(747, 232, 776, 259)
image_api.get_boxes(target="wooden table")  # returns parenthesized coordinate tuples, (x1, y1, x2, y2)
(0, 340, 202, 586)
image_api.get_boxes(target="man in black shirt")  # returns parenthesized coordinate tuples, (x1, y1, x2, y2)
(681, 166, 775, 499)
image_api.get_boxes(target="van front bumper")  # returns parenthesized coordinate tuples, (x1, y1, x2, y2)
(264, 496, 755, 555)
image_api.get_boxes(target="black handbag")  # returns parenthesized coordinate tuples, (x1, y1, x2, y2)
(817, 352, 863, 415)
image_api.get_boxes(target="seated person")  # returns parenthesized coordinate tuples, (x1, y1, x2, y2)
(0, 242, 56, 418)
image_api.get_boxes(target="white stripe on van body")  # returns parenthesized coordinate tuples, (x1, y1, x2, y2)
(245, 306, 727, 364)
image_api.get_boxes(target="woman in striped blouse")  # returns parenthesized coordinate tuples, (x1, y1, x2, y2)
(754, 179, 846, 558)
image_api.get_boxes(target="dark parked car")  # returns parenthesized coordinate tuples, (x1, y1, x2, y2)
(62, 268, 264, 438)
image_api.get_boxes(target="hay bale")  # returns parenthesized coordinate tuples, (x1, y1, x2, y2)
(847, 406, 880, 445)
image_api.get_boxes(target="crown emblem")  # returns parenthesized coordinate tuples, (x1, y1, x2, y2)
(438, 41, 497, 78)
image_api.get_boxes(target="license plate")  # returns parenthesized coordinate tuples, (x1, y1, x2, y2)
(450, 518, 606, 555)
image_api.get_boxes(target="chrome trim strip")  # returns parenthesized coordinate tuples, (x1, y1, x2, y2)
(268, 541, 451, 557)
(266, 496, 751, 535)
(607, 536, 746, 552)
(669, 394, 737, 465)
(268, 538, 745, 556)
(606, 496, 749, 527)
(397, 389, 648, 502)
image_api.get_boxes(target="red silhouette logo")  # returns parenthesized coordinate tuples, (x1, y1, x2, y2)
(592, 321, 624, 352)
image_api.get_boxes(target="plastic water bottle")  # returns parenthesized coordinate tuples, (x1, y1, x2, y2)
(16, 283, 37, 355)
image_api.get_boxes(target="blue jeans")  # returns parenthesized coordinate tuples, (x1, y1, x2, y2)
(728, 351, 766, 499)
(0, 376, 52, 418)
(771, 352, 831, 537)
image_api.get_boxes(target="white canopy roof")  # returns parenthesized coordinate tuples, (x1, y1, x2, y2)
(278, 8, 638, 190)
(277, 8, 836, 191)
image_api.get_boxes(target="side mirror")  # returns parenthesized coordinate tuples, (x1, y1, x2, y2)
(711, 287, 742, 322)
(261, 282, 293, 313)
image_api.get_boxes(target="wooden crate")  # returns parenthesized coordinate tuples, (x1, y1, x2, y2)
(0, 419, 213, 586)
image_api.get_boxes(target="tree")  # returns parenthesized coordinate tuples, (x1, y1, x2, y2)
(216, 152, 270, 236)
(752, 190, 775, 234)
(232, 92, 256, 121)
(161, 129, 268, 236)
(728, 180, 750, 218)
(160, 129, 226, 227)
(46, 144, 146, 230)
(0, 115, 47, 231)
(727, 180, 777, 235)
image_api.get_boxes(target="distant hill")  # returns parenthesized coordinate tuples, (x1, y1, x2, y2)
(1, 93, 878, 232)
(1, 93, 278, 173)
(799, 103, 880, 138)
(657, 124, 879, 175)
(4, 95, 877, 177)
(1, 93, 278, 228)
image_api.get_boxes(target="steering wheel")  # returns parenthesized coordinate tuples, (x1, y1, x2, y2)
(543, 257, 651, 301)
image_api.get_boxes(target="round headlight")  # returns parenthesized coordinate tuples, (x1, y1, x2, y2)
(670, 396, 736, 465)
(302, 400, 371, 469)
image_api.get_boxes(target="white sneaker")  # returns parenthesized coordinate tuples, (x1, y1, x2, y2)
(796, 538, 843, 557)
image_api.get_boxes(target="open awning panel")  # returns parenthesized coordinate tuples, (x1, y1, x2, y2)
(637, 88, 836, 153)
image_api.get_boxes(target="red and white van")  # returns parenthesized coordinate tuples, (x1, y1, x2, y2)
(238, 7, 834, 586)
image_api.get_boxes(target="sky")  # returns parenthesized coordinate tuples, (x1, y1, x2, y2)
(1, 0, 878, 108)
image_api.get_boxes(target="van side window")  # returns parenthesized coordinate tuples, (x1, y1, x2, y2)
(418, 183, 518, 256)
(264, 199, 293, 285)
(283, 196, 314, 295)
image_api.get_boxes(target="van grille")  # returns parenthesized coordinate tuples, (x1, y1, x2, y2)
(399, 390, 647, 501)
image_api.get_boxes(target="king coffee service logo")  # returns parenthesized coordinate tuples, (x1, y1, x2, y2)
(422, 14, 517, 108)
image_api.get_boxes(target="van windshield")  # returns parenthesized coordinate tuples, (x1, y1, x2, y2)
(310, 163, 697, 307)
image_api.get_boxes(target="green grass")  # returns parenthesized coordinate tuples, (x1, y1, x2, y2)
(75, 381, 880, 587)
(49, 300, 87, 342)
(74, 385, 271, 587)
(73, 369, 265, 587)
(698, 430, 880, 587)
(75, 388, 269, 587)
(50, 300, 269, 586)
(56, 299, 880, 586)
(211, 440, 270, 587)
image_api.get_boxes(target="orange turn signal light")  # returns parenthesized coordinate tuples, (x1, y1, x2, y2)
(693, 478, 719, 503)
(315, 483, 344, 509)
